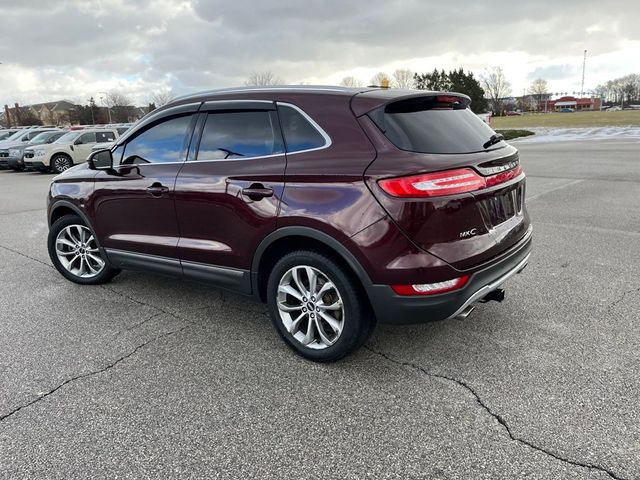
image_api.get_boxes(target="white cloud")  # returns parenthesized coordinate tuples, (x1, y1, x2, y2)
(0, 0, 638, 106)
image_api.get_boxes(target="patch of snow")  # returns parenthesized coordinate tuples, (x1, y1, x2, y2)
(509, 127, 640, 143)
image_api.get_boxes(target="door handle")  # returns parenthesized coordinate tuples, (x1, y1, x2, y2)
(146, 183, 169, 197)
(242, 184, 274, 200)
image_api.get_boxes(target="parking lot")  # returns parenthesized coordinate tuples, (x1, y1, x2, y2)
(0, 138, 638, 479)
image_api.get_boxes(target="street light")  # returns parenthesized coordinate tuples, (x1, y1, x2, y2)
(98, 92, 112, 124)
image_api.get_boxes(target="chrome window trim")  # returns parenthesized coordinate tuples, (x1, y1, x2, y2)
(276, 102, 332, 155)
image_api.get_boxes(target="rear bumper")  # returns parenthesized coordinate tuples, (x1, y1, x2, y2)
(367, 228, 532, 324)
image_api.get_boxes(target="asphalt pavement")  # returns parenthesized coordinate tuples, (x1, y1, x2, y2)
(0, 138, 638, 479)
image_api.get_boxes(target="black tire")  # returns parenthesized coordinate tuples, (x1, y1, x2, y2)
(48, 214, 120, 285)
(266, 250, 375, 362)
(51, 154, 73, 174)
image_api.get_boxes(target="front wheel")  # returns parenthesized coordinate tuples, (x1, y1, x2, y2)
(47, 214, 120, 285)
(266, 250, 374, 362)
(51, 154, 73, 174)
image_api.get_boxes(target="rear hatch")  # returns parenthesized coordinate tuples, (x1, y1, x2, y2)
(356, 92, 530, 270)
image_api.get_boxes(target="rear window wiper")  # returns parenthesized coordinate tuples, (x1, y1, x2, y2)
(483, 133, 504, 149)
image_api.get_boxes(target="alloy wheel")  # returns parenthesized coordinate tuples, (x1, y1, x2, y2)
(53, 156, 71, 172)
(276, 265, 345, 350)
(55, 224, 105, 278)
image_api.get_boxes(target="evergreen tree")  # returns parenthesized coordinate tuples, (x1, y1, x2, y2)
(414, 68, 488, 113)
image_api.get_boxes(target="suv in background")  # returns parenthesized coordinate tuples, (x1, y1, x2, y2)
(24, 128, 118, 173)
(0, 128, 59, 169)
(46, 86, 532, 362)
(6, 130, 66, 171)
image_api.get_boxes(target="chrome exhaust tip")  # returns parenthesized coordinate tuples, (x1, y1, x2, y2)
(454, 305, 475, 320)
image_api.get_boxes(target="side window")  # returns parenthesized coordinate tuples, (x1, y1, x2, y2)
(96, 131, 116, 143)
(196, 111, 283, 161)
(78, 132, 96, 144)
(122, 115, 192, 165)
(277, 105, 327, 152)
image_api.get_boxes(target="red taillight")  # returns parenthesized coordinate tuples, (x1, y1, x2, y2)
(485, 164, 523, 187)
(392, 275, 470, 296)
(379, 168, 485, 197)
(379, 165, 523, 198)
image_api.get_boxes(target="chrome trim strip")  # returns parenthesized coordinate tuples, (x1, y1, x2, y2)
(447, 252, 531, 320)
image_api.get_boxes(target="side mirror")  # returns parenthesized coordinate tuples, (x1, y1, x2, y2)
(74, 138, 83, 145)
(88, 149, 113, 170)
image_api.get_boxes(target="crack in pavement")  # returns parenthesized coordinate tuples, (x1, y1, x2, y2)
(365, 346, 627, 480)
(607, 286, 640, 315)
(0, 244, 52, 270)
(0, 323, 192, 424)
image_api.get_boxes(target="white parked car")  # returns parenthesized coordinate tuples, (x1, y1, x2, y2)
(23, 128, 118, 173)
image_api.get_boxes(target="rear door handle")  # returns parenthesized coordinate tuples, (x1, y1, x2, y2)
(146, 183, 170, 197)
(242, 184, 274, 200)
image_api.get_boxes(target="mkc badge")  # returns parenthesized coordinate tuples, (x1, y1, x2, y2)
(459, 228, 478, 238)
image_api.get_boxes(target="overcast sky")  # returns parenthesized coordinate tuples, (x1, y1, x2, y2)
(1, 0, 638, 106)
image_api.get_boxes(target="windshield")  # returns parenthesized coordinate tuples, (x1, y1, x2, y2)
(54, 131, 80, 144)
(30, 131, 61, 145)
(0, 132, 13, 141)
(370, 97, 506, 154)
(5, 130, 26, 142)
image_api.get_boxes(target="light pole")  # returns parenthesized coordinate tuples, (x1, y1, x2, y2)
(98, 92, 112, 124)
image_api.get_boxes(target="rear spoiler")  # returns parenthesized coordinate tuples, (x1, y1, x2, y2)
(350, 90, 471, 117)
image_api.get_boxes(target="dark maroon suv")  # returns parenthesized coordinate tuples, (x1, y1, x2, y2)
(47, 86, 531, 362)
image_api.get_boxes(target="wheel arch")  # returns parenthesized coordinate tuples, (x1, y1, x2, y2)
(251, 226, 373, 303)
(48, 200, 113, 267)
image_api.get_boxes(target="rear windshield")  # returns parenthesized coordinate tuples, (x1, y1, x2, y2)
(370, 96, 505, 154)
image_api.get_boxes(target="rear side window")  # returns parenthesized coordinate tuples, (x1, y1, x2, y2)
(196, 111, 283, 160)
(96, 131, 116, 143)
(277, 105, 326, 153)
(370, 97, 504, 154)
(122, 115, 192, 164)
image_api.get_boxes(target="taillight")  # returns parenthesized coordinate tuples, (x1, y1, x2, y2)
(379, 168, 485, 197)
(392, 275, 470, 296)
(379, 165, 523, 198)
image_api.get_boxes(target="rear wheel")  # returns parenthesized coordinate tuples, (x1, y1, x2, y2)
(48, 214, 120, 285)
(51, 154, 73, 174)
(267, 250, 374, 362)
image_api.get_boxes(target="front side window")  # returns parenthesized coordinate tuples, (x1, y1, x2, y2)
(78, 132, 96, 144)
(122, 115, 191, 165)
(277, 105, 326, 153)
(196, 111, 283, 160)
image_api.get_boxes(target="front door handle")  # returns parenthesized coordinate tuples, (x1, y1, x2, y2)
(242, 184, 274, 200)
(146, 183, 169, 197)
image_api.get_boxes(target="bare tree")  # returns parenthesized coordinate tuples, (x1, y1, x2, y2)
(392, 69, 415, 89)
(529, 78, 549, 112)
(245, 71, 283, 86)
(104, 90, 132, 108)
(340, 76, 363, 87)
(150, 89, 174, 107)
(481, 67, 512, 115)
(103, 90, 132, 123)
(370, 71, 391, 87)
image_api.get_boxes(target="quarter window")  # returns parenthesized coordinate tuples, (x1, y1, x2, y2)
(197, 111, 283, 160)
(277, 105, 326, 152)
(122, 115, 191, 165)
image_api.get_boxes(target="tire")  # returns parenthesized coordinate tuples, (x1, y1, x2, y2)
(48, 214, 120, 285)
(51, 154, 73, 174)
(266, 250, 374, 362)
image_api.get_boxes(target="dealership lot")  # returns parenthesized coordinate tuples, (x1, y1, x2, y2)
(0, 139, 638, 479)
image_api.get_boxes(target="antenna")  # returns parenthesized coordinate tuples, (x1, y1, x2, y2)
(580, 50, 587, 98)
